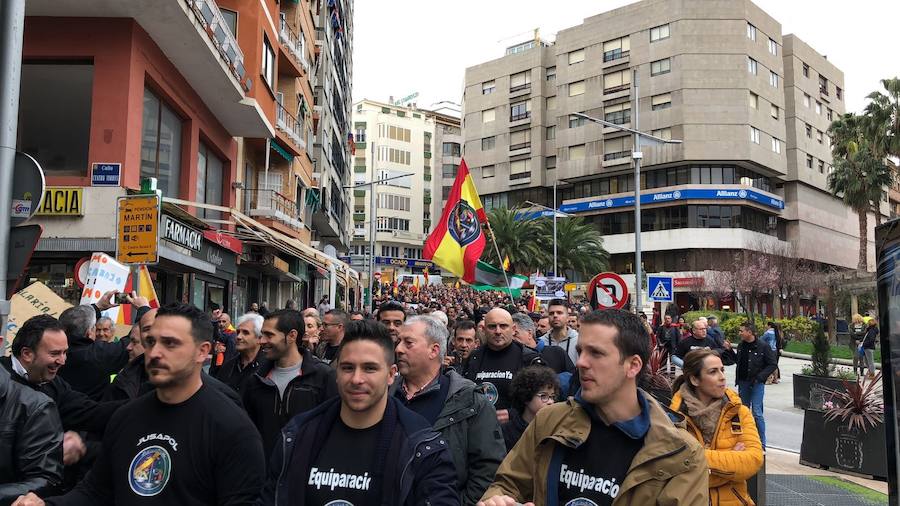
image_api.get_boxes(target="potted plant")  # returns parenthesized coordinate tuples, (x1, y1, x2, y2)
(792, 324, 848, 409)
(800, 373, 887, 479)
(641, 347, 673, 406)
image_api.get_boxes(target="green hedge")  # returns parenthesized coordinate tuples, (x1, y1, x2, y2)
(680, 311, 819, 343)
(785, 341, 881, 362)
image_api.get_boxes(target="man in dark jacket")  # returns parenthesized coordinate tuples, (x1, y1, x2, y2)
(394, 315, 504, 505)
(242, 309, 337, 458)
(259, 319, 458, 505)
(673, 319, 723, 368)
(215, 313, 265, 393)
(0, 364, 63, 503)
(723, 321, 777, 448)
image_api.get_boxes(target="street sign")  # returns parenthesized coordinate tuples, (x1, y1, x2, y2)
(91, 162, 122, 186)
(11, 151, 45, 226)
(588, 272, 629, 310)
(648, 275, 674, 303)
(116, 195, 161, 265)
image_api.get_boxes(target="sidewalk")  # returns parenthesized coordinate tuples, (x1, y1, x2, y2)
(767, 448, 888, 496)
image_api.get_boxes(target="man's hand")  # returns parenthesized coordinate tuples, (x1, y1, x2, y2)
(496, 409, 510, 425)
(63, 431, 87, 465)
(13, 492, 45, 506)
(477, 496, 533, 506)
(733, 442, 746, 451)
(723, 339, 733, 350)
(96, 290, 119, 311)
(442, 355, 455, 367)
(126, 291, 150, 308)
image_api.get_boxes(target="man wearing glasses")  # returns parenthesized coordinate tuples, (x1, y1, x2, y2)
(316, 309, 349, 364)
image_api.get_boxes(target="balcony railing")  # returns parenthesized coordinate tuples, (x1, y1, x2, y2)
(604, 84, 630, 94)
(279, 13, 311, 73)
(509, 142, 531, 151)
(603, 49, 630, 62)
(510, 112, 531, 122)
(510, 82, 531, 93)
(276, 101, 305, 149)
(510, 172, 530, 180)
(604, 151, 630, 161)
(246, 188, 305, 231)
(187, 0, 248, 90)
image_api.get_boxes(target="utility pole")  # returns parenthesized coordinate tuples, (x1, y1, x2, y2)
(0, 0, 26, 346)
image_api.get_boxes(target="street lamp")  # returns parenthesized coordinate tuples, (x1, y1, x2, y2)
(344, 170, 412, 310)
(571, 73, 682, 313)
(523, 199, 574, 276)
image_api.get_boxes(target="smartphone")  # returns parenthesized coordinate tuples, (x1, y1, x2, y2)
(114, 293, 129, 305)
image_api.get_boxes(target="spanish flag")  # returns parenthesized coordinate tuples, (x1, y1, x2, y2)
(423, 159, 487, 283)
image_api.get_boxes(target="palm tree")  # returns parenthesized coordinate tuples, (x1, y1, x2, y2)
(865, 77, 900, 159)
(483, 206, 550, 273)
(827, 113, 893, 272)
(538, 216, 609, 281)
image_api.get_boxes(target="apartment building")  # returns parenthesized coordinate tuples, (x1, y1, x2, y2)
(462, 0, 882, 312)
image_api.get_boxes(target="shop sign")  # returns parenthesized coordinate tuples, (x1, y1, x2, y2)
(116, 195, 160, 265)
(203, 229, 243, 256)
(36, 187, 83, 216)
(91, 163, 121, 186)
(162, 215, 202, 252)
(374, 256, 435, 269)
(674, 277, 705, 288)
(197, 238, 237, 276)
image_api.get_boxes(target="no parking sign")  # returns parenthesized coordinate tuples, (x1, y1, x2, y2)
(588, 272, 629, 310)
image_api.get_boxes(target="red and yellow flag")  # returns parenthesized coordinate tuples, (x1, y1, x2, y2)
(423, 159, 487, 283)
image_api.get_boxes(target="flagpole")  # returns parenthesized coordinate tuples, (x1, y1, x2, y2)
(484, 220, 514, 301)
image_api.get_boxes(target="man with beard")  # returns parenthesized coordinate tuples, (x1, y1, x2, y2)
(315, 309, 348, 364)
(13, 303, 265, 506)
(214, 313, 265, 393)
(242, 309, 337, 458)
(376, 301, 407, 344)
(539, 300, 579, 366)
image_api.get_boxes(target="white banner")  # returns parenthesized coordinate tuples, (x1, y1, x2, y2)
(79, 252, 130, 322)
(534, 276, 567, 300)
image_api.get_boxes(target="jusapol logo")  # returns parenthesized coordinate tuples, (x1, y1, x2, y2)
(128, 446, 171, 497)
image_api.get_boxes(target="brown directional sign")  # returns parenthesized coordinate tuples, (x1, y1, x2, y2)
(116, 195, 160, 265)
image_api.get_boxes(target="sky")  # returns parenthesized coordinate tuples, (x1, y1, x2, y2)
(352, 0, 900, 115)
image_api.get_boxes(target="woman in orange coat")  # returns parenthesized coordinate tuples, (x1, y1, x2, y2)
(670, 349, 764, 505)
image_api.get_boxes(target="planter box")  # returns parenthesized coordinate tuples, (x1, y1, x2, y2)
(800, 409, 888, 479)
(792, 374, 848, 410)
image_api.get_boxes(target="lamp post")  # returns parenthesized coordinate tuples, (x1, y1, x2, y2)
(523, 198, 574, 277)
(572, 80, 682, 313)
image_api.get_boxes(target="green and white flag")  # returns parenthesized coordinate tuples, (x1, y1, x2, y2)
(471, 261, 527, 295)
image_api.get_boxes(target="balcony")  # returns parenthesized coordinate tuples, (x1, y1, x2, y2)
(603, 49, 630, 63)
(509, 82, 531, 99)
(276, 101, 306, 152)
(510, 112, 531, 122)
(247, 188, 305, 232)
(279, 13, 311, 74)
(26, 0, 273, 138)
(604, 151, 630, 161)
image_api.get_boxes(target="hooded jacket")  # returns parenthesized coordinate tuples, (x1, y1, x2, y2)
(481, 389, 709, 506)
(671, 387, 763, 506)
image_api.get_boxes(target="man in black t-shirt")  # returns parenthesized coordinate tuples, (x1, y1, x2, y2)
(13, 303, 265, 506)
(673, 319, 723, 368)
(259, 320, 458, 505)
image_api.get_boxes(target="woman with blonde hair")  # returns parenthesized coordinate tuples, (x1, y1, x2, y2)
(302, 313, 322, 352)
(671, 349, 763, 505)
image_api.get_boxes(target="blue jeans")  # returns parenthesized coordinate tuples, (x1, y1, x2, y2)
(738, 380, 766, 448)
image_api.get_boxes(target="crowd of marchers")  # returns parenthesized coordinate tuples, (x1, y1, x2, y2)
(0, 283, 825, 506)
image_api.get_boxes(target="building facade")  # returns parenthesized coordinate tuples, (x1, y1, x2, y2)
(462, 0, 884, 312)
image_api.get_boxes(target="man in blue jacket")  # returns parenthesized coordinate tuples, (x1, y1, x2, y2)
(259, 319, 459, 505)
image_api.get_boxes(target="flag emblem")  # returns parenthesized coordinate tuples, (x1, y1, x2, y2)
(448, 201, 481, 246)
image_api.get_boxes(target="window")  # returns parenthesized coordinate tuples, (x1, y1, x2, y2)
(651, 24, 670, 42)
(604, 70, 631, 93)
(604, 137, 629, 160)
(827, 108, 833, 121)
(482, 136, 495, 150)
(569, 114, 586, 128)
(355, 126, 366, 143)
(510, 129, 531, 149)
(747, 57, 758, 75)
(805, 124, 812, 138)
(802, 63, 810, 78)
(141, 88, 183, 197)
(771, 137, 782, 154)
(650, 58, 671, 76)
(19, 62, 93, 176)
(510, 159, 531, 180)
(747, 23, 756, 41)
(510, 100, 531, 121)
(546, 66, 556, 82)
(510, 70, 531, 91)
(377, 169, 412, 188)
(651, 93, 672, 110)
(771, 104, 779, 119)
(806, 155, 814, 169)
(377, 218, 410, 232)
(482, 80, 495, 95)
(482, 165, 495, 178)
(568, 49, 585, 65)
(546, 156, 557, 170)
(220, 8, 237, 38)
(768, 38, 777, 55)
(816, 130, 823, 144)
(262, 35, 275, 89)
(818, 160, 825, 174)
(569, 144, 586, 160)
(604, 102, 631, 125)
(769, 71, 778, 88)
(815, 101, 822, 115)
(378, 194, 411, 211)
(818, 74, 829, 95)
(804, 93, 811, 108)
(442, 142, 461, 156)
(546, 96, 557, 110)
(546, 125, 556, 140)
(442, 164, 459, 178)
(749, 92, 758, 109)
(482, 108, 496, 123)
(378, 124, 411, 142)
(750, 126, 760, 144)
(603, 36, 630, 62)
(196, 142, 224, 220)
(836, 86, 843, 100)
(569, 80, 585, 96)
(651, 128, 672, 140)
(377, 147, 411, 165)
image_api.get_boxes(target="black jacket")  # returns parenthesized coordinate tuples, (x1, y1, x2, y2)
(461, 341, 541, 379)
(258, 396, 459, 506)
(242, 348, 338, 457)
(0, 366, 64, 505)
(57, 334, 129, 401)
(863, 326, 878, 349)
(530, 342, 574, 375)
(214, 351, 265, 394)
(0, 357, 121, 434)
(724, 338, 778, 385)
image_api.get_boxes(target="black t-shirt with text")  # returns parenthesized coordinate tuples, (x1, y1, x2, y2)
(305, 419, 383, 506)
(48, 384, 264, 505)
(471, 345, 524, 410)
(557, 420, 643, 506)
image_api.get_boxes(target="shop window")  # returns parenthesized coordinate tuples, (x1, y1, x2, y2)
(141, 88, 184, 198)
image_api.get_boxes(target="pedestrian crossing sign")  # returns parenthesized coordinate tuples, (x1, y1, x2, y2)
(648, 275, 674, 302)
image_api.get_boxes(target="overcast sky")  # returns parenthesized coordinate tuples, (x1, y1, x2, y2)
(352, 0, 899, 115)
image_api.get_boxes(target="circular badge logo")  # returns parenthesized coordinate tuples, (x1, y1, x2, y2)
(605, 199, 613, 208)
(738, 189, 748, 198)
(128, 446, 171, 497)
(565, 499, 599, 506)
(672, 190, 682, 199)
(447, 201, 481, 247)
(324, 501, 355, 506)
(482, 381, 499, 405)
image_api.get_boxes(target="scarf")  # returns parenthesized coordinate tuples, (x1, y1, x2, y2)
(678, 384, 724, 446)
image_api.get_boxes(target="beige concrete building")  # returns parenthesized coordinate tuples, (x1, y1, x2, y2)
(462, 0, 885, 312)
